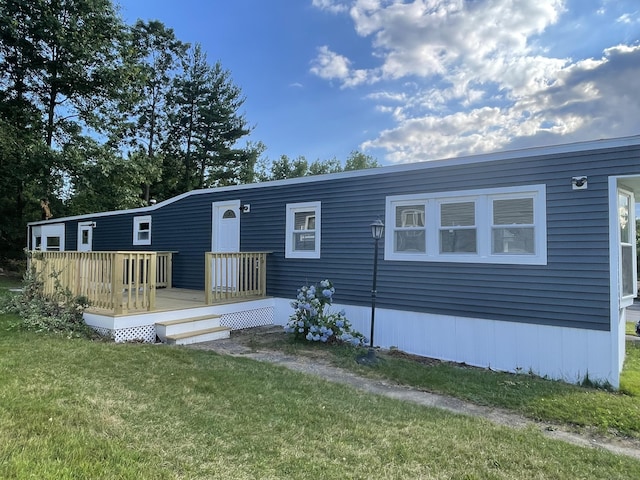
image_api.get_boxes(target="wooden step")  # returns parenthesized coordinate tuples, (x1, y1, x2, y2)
(155, 314, 221, 327)
(155, 314, 223, 341)
(165, 326, 231, 346)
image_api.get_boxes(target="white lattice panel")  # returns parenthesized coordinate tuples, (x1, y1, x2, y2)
(113, 325, 156, 343)
(221, 307, 274, 330)
(90, 326, 113, 339)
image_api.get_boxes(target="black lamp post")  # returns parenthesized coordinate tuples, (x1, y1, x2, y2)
(357, 219, 384, 365)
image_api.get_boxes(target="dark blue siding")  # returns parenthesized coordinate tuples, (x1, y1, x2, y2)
(54, 141, 640, 332)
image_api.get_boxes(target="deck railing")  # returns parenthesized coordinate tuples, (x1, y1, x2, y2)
(204, 252, 268, 304)
(29, 251, 174, 314)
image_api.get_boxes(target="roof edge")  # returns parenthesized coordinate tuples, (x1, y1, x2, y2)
(28, 134, 640, 226)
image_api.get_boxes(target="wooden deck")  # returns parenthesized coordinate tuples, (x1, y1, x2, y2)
(30, 251, 269, 315)
(145, 288, 206, 311)
(86, 288, 266, 315)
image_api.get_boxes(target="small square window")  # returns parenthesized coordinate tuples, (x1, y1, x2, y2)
(133, 216, 152, 245)
(286, 202, 320, 259)
(46, 237, 61, 251)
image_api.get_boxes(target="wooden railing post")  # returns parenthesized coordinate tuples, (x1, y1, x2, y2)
(148, 253, 157, 312)
(112, 253, 124, 315)
(204, 252, 212, 304)
(166, 252, 173, 289)
(259, 253, 267, 296)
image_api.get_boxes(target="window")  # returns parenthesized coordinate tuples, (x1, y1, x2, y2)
(286, 202, 321, 258)
(439, 201, 476, 253)
(491, 197, 535, 254)
(133, 215, 152, 245)
(385, 185, 546, 264)
(46, 237, 61, 251)
(394, 204, 426, 253)
(618, 190, 636, 301)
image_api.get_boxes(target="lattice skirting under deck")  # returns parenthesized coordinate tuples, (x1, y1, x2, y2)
(88, 306, 274, 343)
(220, 307, 274, 330)
(89, 324, 157, 343)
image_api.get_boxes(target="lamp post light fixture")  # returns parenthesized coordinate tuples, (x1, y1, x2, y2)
(357, 219, 384, 365)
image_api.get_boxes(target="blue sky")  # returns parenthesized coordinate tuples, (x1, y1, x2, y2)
(117, 1, 640, 166)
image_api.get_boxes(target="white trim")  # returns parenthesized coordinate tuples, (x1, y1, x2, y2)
(385, 185, 547, 265)
(285, 201, 321, 259)
(27, 135, 640, 227)
(617, 188, 637, 305)
(133, 215, 152, 246)
(77, 221, 94, 251)
(31, 223, 65, 251)
(270, 298, 618, 387)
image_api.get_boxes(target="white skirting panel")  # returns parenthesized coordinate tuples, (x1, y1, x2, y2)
(272, 298, 618, 387)
(84, 298, 276, 343)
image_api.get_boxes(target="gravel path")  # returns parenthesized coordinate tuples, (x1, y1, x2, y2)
(188, 326, 640, 461)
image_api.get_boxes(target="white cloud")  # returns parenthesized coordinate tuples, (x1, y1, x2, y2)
(311, 0, 640, 162)
(364, 45, 640, 162)
(312, 0, 349, 14)
(309, 46, 352, 80)
(616, 13, 636, 24)
(309, 46, 376, 87)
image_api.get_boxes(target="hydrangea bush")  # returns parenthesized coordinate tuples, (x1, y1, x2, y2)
(284, 279, 366, 346)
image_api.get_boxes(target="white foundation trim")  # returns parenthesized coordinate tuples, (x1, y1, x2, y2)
(273, 297, 617, 386)
(84, 298, 275, 343)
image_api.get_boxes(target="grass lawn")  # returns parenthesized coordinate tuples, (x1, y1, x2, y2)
(2, 279, 640, 478)
(1, 319, 640, 479)
(245, 324, 640, 440)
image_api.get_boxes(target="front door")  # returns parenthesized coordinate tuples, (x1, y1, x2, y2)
(211, 201, 241, 290)
(77, 222, 94, 252)
(212, 200, 240, 252)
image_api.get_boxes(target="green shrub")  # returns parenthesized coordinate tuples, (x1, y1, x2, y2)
(0, 263, 96, 339)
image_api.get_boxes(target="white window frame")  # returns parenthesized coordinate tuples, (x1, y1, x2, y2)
(133, 215, 152, 246)
(385, 185, 547, 265)
(31, 224, 65, 252)
(285, 201, 321, 259)
(618, 188, 637, 305)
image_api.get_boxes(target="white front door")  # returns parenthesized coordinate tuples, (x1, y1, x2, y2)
(211, 201, 241, 291)
(77, 222, 93, 252)
(212, 200, 241, 252)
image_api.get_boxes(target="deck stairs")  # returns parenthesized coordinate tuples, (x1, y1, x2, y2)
(155, 314, 231, 345)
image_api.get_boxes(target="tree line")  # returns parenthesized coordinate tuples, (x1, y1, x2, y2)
(0, 0, 378, 260)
